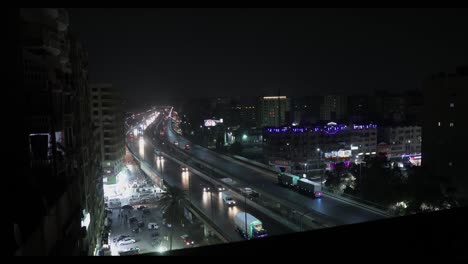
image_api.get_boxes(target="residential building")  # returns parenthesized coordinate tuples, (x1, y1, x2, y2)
(91, 83, 125, 178)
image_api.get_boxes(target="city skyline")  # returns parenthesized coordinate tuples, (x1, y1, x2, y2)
(69, 8, 468, 108)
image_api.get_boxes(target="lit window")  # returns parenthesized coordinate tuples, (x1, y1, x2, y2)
(450, 123, 454, 127)
(438, 122, 441, 127)
(450, 103, 454, 108)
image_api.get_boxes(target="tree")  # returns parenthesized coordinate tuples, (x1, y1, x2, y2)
(229, 142, 244, 155)
(406, 166, 445, 213)
(156, 185, 186, 251)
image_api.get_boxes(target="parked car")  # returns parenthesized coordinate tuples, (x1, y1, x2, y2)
(129, 217, 138, 223)
(148, 223, 159, 230)
(118, 238, 136, 246)
(113, 235, 131, 243)
(181, 234, 195, 246)
(137, 205, 147, 210)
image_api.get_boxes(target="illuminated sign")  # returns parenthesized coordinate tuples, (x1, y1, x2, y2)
(204, 119, 223, 127)
(324, 150, 352, 159)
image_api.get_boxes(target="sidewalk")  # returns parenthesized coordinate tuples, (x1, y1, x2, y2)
(105, 149, 222, 255)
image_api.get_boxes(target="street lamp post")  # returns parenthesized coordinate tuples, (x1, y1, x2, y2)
(286, 142, 292, 172)
(317, 148, 323, 188)
(244, 193, 248, 239)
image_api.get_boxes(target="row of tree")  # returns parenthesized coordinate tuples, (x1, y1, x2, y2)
(324, 155, 453, 215)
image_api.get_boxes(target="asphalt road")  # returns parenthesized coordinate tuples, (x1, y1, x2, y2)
(164, 116, 386, 226)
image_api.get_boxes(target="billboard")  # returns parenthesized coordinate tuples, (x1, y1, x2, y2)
(324, 150, 352, 159)
(204, 119, 223, 127)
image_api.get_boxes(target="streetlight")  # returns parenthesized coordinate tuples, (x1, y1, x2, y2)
(317, 148, 323, 189)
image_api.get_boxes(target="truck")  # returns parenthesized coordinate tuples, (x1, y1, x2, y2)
(277, 172, 300, 187)
(234, 212, 268, 240)
(297, 178, 323, 198)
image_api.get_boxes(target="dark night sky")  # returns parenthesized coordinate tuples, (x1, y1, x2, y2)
(69, 8, 468, 108)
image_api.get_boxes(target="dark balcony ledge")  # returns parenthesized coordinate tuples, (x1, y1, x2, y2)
(142, 207, 467, 258)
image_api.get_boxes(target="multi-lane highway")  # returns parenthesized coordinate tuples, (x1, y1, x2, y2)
(163, 113, 387, 226)
(126, 114, 293, 242)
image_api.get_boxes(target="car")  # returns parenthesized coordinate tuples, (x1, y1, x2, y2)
(222, 193, 236, 206)
(201, 184, 211, 192)
(184, 144, 191, 151)
(215, 185, 226, 192)
(119, 247, 140, 256)
(129, 216, 138, 223)
(113, 235, 131, 243)
(181, 166, 188, 172)
(173, 141, 179, 146)
(181, 235, 195, 246)
(239, 187, 260, 199)
(148, 223, 159, 230)
(118, 238, 136, 246)
(137, 221, 145, 228)
(137, 205, 147, 210)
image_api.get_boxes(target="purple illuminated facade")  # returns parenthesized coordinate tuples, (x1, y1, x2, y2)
(263, 122, 377, 172)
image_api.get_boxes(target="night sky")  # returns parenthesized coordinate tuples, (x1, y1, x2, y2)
(69, 8, 468, 108)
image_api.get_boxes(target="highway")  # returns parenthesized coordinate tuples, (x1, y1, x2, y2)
(163, 113, 387, 226)
(126, 113, 293, 242)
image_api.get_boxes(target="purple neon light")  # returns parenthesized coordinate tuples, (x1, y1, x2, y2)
(265, 123, 377, 134)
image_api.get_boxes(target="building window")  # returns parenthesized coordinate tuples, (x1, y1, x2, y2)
(450, 122, 454, 127)
(438, 122, 441, 127)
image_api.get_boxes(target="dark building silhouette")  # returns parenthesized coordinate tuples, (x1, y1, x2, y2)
(14, 8, 104, 255)
(422, 66, 467, 205)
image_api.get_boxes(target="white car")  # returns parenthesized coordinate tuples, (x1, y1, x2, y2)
(118, 238, 136, 246)
(148, 223, 159, 230)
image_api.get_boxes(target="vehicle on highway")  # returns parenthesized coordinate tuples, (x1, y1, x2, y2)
(222, 192, 236, 206)
(181, 234, 195, 246)
(277, 172, 300, 187)
(181, 166, 188, 172)
(184, 144, 191, 151)
(216, 185, 226, 192)
(173, 141, 179, 146)
(239, 187, 260, 199)
(118, 238, 136, 246)
(297, 178, 323, 198)
(201, 184, 211, 192)
(234, 212, 268, 240)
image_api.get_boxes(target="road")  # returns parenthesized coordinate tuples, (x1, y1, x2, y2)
(164, 115, 386, 226)
(127, 119, 292, 243)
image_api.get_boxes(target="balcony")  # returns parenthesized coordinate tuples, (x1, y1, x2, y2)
(56, 9, 69, 31)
